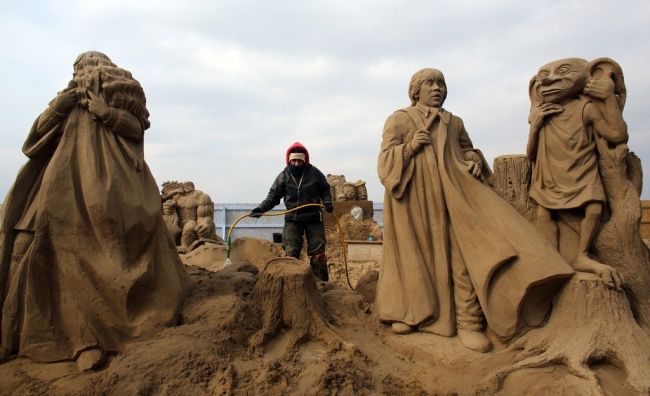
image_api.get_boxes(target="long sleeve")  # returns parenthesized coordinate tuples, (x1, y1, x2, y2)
(23, 106, 66, 158)
(377, 111, 416, 200)
(104, 107, 144, 141)
(317, 169, 332, 205)
(257, 172, 285, 212)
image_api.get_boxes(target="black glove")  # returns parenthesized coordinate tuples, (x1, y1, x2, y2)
(324, 202, 333, 213)
(250, 207, 263, 218)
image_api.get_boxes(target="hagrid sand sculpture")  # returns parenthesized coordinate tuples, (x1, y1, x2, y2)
(0, 51, 188, 370)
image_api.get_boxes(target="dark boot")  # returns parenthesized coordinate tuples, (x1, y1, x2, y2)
(310, 252, 329, 282)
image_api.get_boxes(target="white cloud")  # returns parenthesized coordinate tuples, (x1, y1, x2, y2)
(1, 0, 650, 204)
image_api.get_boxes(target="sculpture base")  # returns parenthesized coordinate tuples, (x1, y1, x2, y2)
(480, 272, 650, 394)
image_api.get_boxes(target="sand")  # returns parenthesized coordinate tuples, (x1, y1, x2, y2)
(0, 241, 637, 394)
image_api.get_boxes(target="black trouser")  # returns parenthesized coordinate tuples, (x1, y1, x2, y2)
(283, 220, 328, 281)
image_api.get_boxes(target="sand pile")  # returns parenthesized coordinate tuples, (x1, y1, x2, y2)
(325, 214, 382, 289)
(0, 246, 636, 395)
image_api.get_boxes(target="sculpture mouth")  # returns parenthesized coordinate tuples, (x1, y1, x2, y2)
(540, 88, 564, 96)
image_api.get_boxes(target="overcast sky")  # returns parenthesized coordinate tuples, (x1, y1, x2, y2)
(1, 0, 649, 204)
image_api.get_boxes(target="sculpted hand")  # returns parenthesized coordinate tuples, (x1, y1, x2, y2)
(463, 151, 482, 178)
(584, 78, 615, 100)
(87, 91, 111, 120)
(467, 161, 482, 178)
(51, 87, 78, 114)
(195, 223, 211, 238)
(529, 103, 563, 131)
(409, 129, 432, 152)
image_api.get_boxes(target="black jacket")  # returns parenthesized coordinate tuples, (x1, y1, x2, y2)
(257, 164, 332, 222)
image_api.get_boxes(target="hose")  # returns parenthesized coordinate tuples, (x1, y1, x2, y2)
(224, 203, 354, 290)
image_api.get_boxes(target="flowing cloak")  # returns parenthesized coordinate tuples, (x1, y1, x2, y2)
(529, 97, 606, 209)
(0, 93, 189, 362)
(377, 106, 573, 338)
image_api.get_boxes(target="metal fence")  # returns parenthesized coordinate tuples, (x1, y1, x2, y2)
(215, 203, 384, 240)
(0, 202, 384, 241)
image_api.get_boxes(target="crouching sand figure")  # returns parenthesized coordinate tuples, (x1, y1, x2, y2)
(377, 68, 574, 352)
(0, 51, 188, 369)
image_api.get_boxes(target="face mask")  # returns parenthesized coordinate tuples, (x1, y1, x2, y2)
(289, 164, 304, 176)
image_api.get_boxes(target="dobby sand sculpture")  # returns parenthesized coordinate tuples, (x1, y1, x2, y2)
(486, 57, 650, 392)
(0, 51, 188, 369)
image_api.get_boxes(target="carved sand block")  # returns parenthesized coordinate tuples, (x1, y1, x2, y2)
(592, 142, 650, 328)
(483, 272, 650, 394)
(492, 155, 536, 222)
(249, 257, 343, 354)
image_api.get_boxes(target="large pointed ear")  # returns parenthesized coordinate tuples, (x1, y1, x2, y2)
(589, 57, 626, 111)
(528, 74, 543, 109)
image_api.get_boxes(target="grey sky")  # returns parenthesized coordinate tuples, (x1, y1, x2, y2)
(1, 0, 649, 204)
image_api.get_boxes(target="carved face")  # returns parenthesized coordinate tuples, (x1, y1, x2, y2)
(356, 185, 368, 200)
(417, 74, 447, 108)
(535, 58, 588, 104)
(343, 185, 356, 200)
(183, 182, 195, 193)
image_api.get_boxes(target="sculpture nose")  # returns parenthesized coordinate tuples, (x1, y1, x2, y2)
(541, 75, 557, 85)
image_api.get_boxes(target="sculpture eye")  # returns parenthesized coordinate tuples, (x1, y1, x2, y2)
(557, 65, 571, 75)
(537, 70, 549, 80)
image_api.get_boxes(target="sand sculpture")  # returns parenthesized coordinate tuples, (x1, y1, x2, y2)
(481, 57, 650, 393)
(527, 57, 625, 288)
(377, 68, 574, 352)
(0, 51, 188, 370)
(2, 55, 650, 395)
(161, 181, 218, 253)
(325, 174, 346, 201)
(355, 180, 368, 200)
(341, 182, 357, 200)
(326, 175, 368, 202)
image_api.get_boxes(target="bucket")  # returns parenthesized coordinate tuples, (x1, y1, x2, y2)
(272, 232, 283, 243)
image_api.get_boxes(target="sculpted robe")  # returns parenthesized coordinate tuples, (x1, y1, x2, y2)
(529, 97, 605, 209)
(0, 74, 189, 362)
(377, 105, 573, 338)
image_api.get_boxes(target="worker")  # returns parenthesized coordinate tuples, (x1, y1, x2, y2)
(251, 142, 333, 281)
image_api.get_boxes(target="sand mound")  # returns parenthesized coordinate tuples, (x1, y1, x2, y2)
(0, 258, 636, 395)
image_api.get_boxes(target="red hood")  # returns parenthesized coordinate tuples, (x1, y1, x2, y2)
(285, 141, 310, 165)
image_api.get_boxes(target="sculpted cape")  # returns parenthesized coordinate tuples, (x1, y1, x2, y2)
(377, 106, 573, 338)
(0, 63, 188, 362)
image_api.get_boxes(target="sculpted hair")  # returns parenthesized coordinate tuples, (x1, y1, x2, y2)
(408, 68, 446, 106)
(73, 51, 151, 130)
